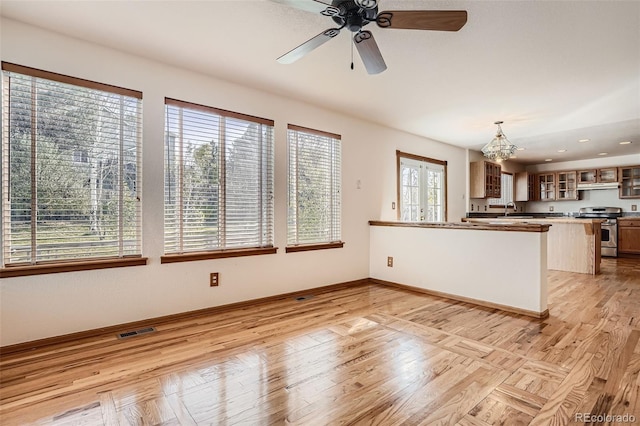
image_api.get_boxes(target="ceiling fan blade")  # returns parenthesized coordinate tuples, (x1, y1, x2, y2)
(269, 0, 333, 14)
(377, 10, 467, 31)
(354, 31, 387, 75)
(277, 28, 341, 64)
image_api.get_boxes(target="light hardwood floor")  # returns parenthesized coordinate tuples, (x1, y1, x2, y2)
(1, 258, 639, 425)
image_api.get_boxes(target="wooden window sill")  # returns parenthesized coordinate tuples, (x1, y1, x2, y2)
(286, 242, 344, 253)
(161, 247, 278, 264)
(0, 257, 148, 278)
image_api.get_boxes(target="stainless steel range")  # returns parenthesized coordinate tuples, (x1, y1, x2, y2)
(575, 207, 623, 257)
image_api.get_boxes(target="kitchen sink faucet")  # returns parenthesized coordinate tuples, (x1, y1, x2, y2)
(505, 202, 516, 216)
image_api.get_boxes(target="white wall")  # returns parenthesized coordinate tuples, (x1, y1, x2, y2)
(0, 19, 467, 346)
(525, 154, 640, 213)
(370, 225, 548, 315)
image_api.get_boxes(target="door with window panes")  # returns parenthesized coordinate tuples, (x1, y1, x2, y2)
(399, 157, 445, 222)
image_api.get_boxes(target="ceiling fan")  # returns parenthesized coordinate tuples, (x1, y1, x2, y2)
(270, 0, 468, 74)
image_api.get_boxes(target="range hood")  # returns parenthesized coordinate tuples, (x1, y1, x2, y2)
(577, 182, 620, 190)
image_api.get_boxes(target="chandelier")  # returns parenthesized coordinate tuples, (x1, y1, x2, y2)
(481, 121, 518, 162)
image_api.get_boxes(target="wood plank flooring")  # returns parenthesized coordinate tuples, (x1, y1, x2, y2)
(1, 258, 639, 425)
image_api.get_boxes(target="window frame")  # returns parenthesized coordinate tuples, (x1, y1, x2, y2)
(0, 62, 147, 278)
(396, 150, 448, 222)
(160, 97, 276, 263)
(286, 124, 343, 253)
(488, 172, 514, 208)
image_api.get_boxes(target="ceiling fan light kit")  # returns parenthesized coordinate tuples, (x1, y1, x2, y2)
(271, 0, 467, 74)
(481, 121, 518, 163)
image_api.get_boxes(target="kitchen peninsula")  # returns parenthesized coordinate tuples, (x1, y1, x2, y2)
(369, 221, 550, 318)
(462, 217, 602, 275)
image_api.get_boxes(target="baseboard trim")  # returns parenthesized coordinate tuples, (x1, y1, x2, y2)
(370, 278, 549, 320)
(0, 278, 370, 356)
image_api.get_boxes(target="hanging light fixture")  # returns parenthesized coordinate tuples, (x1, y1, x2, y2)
(481, 121, 518, 162)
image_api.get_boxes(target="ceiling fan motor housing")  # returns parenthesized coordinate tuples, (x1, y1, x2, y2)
(332, 0, 378, 32)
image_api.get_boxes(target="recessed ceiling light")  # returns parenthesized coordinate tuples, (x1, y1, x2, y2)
(578, 139, 590, 143)
(557, 149, 567, 153)
(598, 152, 608, 156)
(516, 147, 526, 151)
(619, 141, 632, 145)
(545, 158, 553, 162)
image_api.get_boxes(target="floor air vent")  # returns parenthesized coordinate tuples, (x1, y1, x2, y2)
(294, 295, 314, 302)
(116, 327, 156, 339)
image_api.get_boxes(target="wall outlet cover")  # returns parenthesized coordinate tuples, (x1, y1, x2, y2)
(632, 205, 638, 212)
(210, 272, 219, 287)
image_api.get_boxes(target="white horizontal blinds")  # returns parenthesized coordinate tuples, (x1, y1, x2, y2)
(488, 173, 513, 206)
(1, 63, 142, 266)
(164, 98, 274, 254)
(287, 125, 341, 245)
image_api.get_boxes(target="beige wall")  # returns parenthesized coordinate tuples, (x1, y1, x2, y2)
(0, 19, 467, 346)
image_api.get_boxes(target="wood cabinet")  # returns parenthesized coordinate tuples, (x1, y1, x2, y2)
(556, 171, 578, 200)
(577, 169, 596, 183)
(578, 168, 618, 184)
(598, 168, 618, 183)
(618, 218, 640, 256)
(619, 165, 640, 199)
(515, 172, 539, 201)
(515, 172, 532, 201)
(537, 173, 555, 201)
(470, 161, 501, 198)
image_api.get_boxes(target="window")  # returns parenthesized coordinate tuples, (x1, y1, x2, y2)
(1, 63, 143, 273)
(488, 172, 513, 206)
(163, 98, 274, 260)
(397, 151, 447, 222)
(287, 125, 342, 251)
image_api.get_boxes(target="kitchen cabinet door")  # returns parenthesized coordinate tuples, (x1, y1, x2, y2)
(619, 225, 640, 254)
(619, 166, 640, 199)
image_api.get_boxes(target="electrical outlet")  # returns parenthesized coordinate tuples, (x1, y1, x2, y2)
(210, 272, 219, 287)
(392, 202, 396, 209)
(632, 205, 637, 212)
(484, 205, 487, 211)
(471, 204, 474, 211)
(387, 256, 393, 267)
(549, 206, 554, 212)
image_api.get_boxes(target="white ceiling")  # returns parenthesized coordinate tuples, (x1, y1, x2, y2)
(1, 0, 639, 165)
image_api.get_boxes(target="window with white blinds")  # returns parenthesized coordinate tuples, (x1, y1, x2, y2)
(488, 172, 514, 206)
(287, 125, 341, 246)
(1, 63, 142, 267)
(164, 98, 274, 254)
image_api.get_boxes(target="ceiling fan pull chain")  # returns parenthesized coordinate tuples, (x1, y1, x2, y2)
(351, 37, 354, 70)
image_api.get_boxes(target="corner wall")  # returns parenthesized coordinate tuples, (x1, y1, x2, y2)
(0, 19, 467, 346)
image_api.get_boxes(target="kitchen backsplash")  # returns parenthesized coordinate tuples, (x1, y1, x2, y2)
(525, 188, 638, 214)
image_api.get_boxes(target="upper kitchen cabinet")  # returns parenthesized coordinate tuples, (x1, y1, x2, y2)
(556, 171, 578, 200)
(578, 169, 597, 183)
(619, 165, 640, 199)
(578, 168, 618, 183)
(470, 161, 501, 198)
(538, 173, 556, 201)
(598, 168, 618, 183)
(515, 172, 538, 202)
